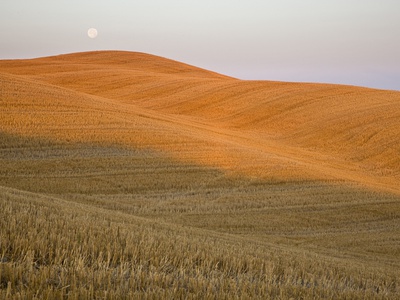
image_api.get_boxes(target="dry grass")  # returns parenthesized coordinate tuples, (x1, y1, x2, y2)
(1, 51, 400, 298)
(1, 51, 400, 192)
(1, 133, 400, 299)
(2, 184, 398, 299)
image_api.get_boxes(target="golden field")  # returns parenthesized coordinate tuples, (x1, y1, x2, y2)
(1, 51, 400, 299)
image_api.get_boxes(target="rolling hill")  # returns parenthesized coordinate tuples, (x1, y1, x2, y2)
(1, 51, 400, 298)
(1, 51, 399, 192)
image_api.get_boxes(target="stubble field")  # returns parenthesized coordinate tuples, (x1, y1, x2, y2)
(1, 51, 400, 299)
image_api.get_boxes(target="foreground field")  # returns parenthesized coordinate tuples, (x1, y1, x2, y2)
(1, 51, 400, 298)
(1, 135, 399, 299)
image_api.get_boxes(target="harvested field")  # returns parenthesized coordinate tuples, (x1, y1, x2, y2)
(1, 51, 400, 298)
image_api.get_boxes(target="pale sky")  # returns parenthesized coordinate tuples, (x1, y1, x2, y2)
(1, 0, 399, 90)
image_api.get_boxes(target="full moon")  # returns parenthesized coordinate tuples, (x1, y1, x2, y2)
(88, 28, 98, 39)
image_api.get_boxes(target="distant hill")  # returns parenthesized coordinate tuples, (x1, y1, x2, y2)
(1, 51, 399, 193)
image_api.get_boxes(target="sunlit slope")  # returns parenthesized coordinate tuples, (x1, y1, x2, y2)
(1, 51, 399, 192)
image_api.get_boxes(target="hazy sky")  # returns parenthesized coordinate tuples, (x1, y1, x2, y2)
(1, 0, 399, 90)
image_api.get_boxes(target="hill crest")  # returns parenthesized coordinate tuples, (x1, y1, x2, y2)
(1, 50, 234, 80)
